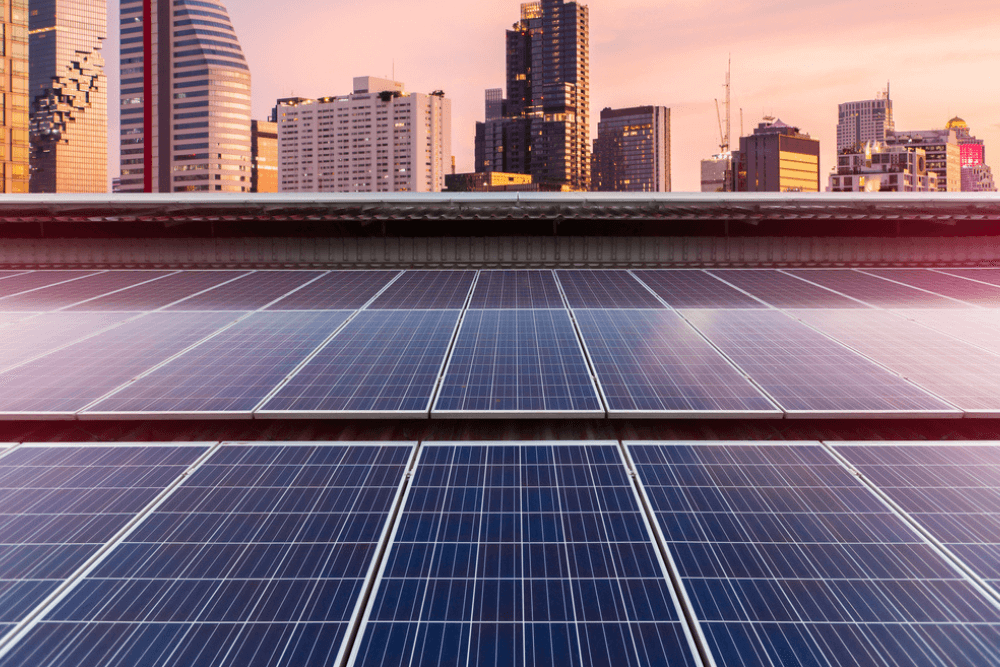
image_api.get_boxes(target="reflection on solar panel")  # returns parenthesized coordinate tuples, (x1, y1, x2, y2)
(939, 268, 1000, 288)
(556, 270, 664, 308)
(469, 270, 565, 308)
(0, 443, 413, 667)
(259, 310, 460, 416)
(0, 444, 207, 642)
(897, 309, 1000, 356)
(794, 308, 1000, 414)
(367, 271, 475, 309)
(837, 443, 1000, 601)
(0, 272, 98, 299)
(434, 310, 602, 416)
(682, 309, 957, 416)
(863, 269, 1000, 307)
(0, 312, 134, 372)
(575, 309, 779, 417)
(86, 311, 352, 417)
(67, 271, 249, 312)
(708, 269, 864, 308)
(349, 443, 702, 667)
(629, 442, 1000, 667)
(166, 271, 323, 310)
(632, 270, 764, 309)
(267, 271, 400, 310)
(0, 312, 240, 416)
(0, 272, 173, 312)
(788, 269, 962, 308)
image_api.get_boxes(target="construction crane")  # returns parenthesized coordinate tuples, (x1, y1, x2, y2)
(713, 57, 732, 153)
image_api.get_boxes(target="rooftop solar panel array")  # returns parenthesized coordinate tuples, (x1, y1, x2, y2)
(0, 312, 132, 372)
(469, 270, 565, 309)
(367, 271, 475, 309)
(0, 272, 174, 312)
(864, 269, 1000, 307)
(556, 270, 665, 308)
(897, 309, 1000, 356)
(708, 269, 865, 308)
(266, 271, 399, 310)
(166, 271, 323, 311)
(632, 270, 765, 309)
(939, 268, 1000, 288)
(0, 271, 98, 300)
(67, 271, 249, 311)
(788, 269, 963, 308)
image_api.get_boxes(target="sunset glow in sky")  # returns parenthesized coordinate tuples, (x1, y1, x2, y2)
(107, 0, 1000, 191)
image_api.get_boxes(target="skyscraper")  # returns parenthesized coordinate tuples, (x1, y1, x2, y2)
(118, 0, 251, 193)
(884, 128, 960, 192)
(29, 0, 107, 192)
(250, 119, 277, 193)
(1, 0, 29, 193)
(591, 106, 670, 192)
(731, 118, 820, 192)
(475, 0, 590, 191)
(945, 117, 996, 192)
(837, 87, 893, 153)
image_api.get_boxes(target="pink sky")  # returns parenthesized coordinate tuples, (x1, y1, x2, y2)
(106, 0, 1000, 191)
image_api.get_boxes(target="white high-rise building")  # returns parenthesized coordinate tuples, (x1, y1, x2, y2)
(837, 87, 894, 153)
(277, 77, 451, 193)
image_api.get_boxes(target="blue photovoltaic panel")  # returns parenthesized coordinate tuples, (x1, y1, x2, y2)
(707, 269, 864, 308)
(787, 269, 962, 308)
(349, 443, 702, 667)
(574, 309, 779, 416)
(468, 271, 565, 308)
(0, 444, 207, 637)
(433, 309, 602, 415)
(794, 308, 1000, 414)
(897, 309, 1000, 356)
(0, 272, 98, 299)
(267, 271, 399, 310)
(864, 269, 1000, 307)
(166, 271, 323, 310)
(67, 271, 249, 311)
(632, 270, 765, 309)
(0, 312, 240, 415)
(0, 443, 413, 667)
(259, 310, 460, 415)
(629, 442, 1000, 667)
(939, 268, 1000, 289)
(0, 312, 133, 372)
(367, 271, 475, 309)
(837, 443, 1000, 600)
(556, 270, 664, 308)
(85, 311, 352, 416)
(0, 272, 174, 312)
(681, 309, 956, 416)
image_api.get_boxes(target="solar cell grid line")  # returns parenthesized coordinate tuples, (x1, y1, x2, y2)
(572, 309, 780, 418)
(83, 310, 354, 419)
(265, 271, 401, 310)
(367, 271, 476, 309)
(347, 442, 705, 667)
(0, 442, 416, 667)
(165, 271, 325, 311)
(791, 308, 1000, 416)
(895, 309, 1000, 357)
(0, 443, 211, 652)
(705, 269, 866, 309)
(66, 271, 252, 312)
(468, 270, 566, 309)
(786, 269, 965, 308)
(0, 311, 243, 418)
(626, 441, 1000, 667)
(432, 309, 604, 417)
(556, 270, 666, 309)
(835, 442, 1000, 605)
(257, 309, 462, 417)
(680, 309, 959, 418)
(0, 271, 101, 300)
(630, 270, 766, 309)
(0, 271, 176, 313)
(0, 312, 136, 373)
(936, 268, 1000, 290)
(862, 269, 1000, 308)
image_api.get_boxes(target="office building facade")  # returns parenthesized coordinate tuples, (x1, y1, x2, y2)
(250, 119, 276, 192)
(591, 106, 670, 192)
(1, 0, 29, 193)
(700, 153, 731, 192)
(836, 88, 893, 153)
(118, 0, 252, 193)
(277, 77, 451, 193)
(29, 0, 107, 192)
(945, 117, 996, 192)
(885, 128, 960, 192)
(829, 142, 936, 193)
(731, 118, 820, 192)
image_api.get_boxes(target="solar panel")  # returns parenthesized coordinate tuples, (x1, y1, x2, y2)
(433, 309, 603, 416)
(681, 309, 958, 416)
(938, 268, 1000, 288)
(367, 271, 475, 309)
(468, 270, 565, 308)
(0, 312, 133, 373)
(628, 441, 1000, 667)
(0, 312, 241, 417)
(835, 443, 1000, 602)
(557, 270, 664, 308)
(267, 271, 400, 310)
(166, 271, 324, 310)
(793, 308, 1000, 415)
(0, 444, 209, 643)
(0, 272, 99, 299)
(0, 272, 174, 312)
(863, 269, 1000, 307)
(84, 311, 353, 418)
(707, 269, 865, 308)
(258, 310, 460, 416)
(574, 309, 780, 417)
(788, 269, 963, 308)
(348, 442, 703, 667)
(897, 309, 1000, 356)
(632, 270, 765, 308)
(0, 442, 414, 667)
(66, 271, 250, 312)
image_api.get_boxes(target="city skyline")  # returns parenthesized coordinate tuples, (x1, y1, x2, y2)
(101, 0, 1000, 192)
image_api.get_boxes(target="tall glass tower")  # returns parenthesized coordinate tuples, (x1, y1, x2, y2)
(29, 0, 107, 192)
(119, 0, 251, 193)
(2, 0, 29, 193)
